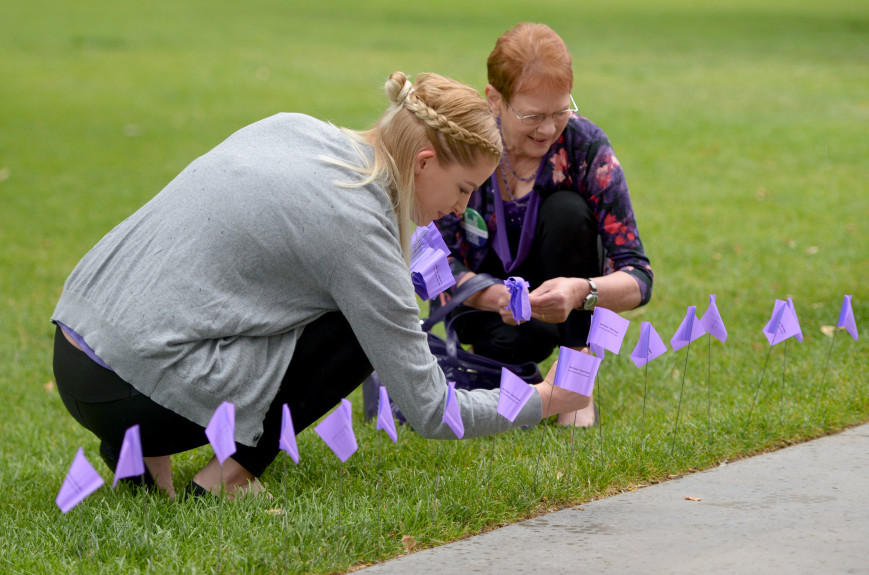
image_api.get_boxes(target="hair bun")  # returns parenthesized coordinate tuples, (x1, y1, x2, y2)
(385, 72, 413, 106)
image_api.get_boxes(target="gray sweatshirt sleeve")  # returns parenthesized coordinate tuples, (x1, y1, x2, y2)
(328, 226, 543, 439)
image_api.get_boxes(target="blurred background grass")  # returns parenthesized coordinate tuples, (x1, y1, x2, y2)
(1, 0, 867, 572)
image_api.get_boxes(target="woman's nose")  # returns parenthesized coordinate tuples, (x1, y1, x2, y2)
(453, 194, 471, 217)
(536, 119, 558, 137)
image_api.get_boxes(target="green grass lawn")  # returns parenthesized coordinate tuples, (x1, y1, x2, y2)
(1, 0, 867, 572)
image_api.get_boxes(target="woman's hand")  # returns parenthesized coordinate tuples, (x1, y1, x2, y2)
(533, 361, 591, 417)
(465, 283, 518, 324)
(528, 277, 586, 323)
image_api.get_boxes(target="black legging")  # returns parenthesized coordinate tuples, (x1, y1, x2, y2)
(453, 190, 603, 365)
(53, 312, 373, 477)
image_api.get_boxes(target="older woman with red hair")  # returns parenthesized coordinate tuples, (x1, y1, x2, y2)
(436, 23, 654, 427)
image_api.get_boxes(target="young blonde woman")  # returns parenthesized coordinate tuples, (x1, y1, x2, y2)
(51, 72, 589, 499)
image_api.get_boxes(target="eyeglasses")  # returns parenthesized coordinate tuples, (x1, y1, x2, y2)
(505, 94, 578, 126)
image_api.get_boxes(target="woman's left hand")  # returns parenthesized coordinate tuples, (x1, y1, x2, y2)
(528, 277, 585, 323)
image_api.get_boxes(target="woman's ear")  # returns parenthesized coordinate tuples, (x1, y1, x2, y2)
(485, 84, 502, 116)
(414, 148, 436, 174)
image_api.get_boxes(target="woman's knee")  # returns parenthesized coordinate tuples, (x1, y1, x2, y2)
(536, 191, 602, 277)
(537, 190, 596, 244)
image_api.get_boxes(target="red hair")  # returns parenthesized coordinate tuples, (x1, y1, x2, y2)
(487, 23, 573, 102)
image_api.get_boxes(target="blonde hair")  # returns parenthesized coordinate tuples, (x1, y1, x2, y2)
(488, 23, 573, 103)
(340, 72, 501, 263)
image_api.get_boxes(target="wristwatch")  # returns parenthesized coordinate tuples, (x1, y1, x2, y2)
(581, 278, 598, 310)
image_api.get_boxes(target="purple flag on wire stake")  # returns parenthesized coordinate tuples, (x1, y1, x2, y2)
(671, 306, 707, 351)
(442, 381, 464, 438)
(763, 299, 801, 346)
(553, 346, 602, 396)
(376, 386, 398, 443)
(410, 246, 456, 300)
(504, 276, 531, 322)
(838, 295, 859, 341)
(586, 307, 630, 358)
(205, 401, 236, 465)
(112, 424, 145, 488)
(56, 448, 104, 513)
(497, 367, 535, 422)
(699, 294, 728, 343)
(411, 222, 450, 263)
(631, 322, 668, 368)
(315, 399, 358, 462)
(280, 404, 300, 464)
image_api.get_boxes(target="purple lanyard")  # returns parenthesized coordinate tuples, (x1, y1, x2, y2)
(491, 174, 542, 274)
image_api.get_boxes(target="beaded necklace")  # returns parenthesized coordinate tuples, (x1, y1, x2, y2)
(497, 116, 539, 200)
(502, 147, 537, 183)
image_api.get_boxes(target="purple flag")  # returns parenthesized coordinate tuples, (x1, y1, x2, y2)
(112, 424, 145, 488)
(280, 404, 300, 464)
(553, 346, 602, 396)
(763, 299, 801, 346)
(837, 295, 859, 341)
(205, 401, 236, 465)
(315, 399, 358, 462)
(586, 307, 630, 358)
(496, 367, 535, 422)
(56, 448, 104, 513)
(410, 223, 455, 300)
(631, 322, 668, 368)
(411, 246, 456, 300)
(699, 294, 728, 343)
(376, 386, 398, 443)
(763, 299, 788, 345)
(787, 298, 804, 343)
(411, 222, 450, 263)
(504, 276, 531, 322)
(671, 306, 707, 351)
(442, 381, 464, 439)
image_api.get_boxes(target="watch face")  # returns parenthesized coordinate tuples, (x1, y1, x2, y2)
(584, 294, 598, 310)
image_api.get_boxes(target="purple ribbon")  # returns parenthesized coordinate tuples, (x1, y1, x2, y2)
(490, 176, 541, 274)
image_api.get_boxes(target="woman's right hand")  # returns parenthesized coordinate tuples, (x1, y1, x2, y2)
(533, 361, 591, 417)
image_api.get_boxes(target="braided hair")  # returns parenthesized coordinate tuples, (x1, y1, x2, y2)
(334, 72, 500, 264)
(386, 73, 502, 158)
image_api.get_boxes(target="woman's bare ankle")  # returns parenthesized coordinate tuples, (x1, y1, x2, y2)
(144, 455, 176, 499)
(556, 401, 596, 427)
(193, 456, 268, 500)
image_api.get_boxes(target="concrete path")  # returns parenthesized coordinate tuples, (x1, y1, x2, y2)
(359, 424, 869, 574)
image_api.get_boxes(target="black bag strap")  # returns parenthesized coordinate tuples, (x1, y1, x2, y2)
(421, 273, 502, 331)
(442, 308, 479, 363)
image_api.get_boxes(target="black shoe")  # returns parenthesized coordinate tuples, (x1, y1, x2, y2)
(99, 440, 155, 489)
(183, 481, 213, 500)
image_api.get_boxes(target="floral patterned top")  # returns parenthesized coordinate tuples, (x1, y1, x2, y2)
(436, 113, 653, 306)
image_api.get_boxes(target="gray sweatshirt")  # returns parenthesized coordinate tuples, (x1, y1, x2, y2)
(52, 113, 543, 446)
